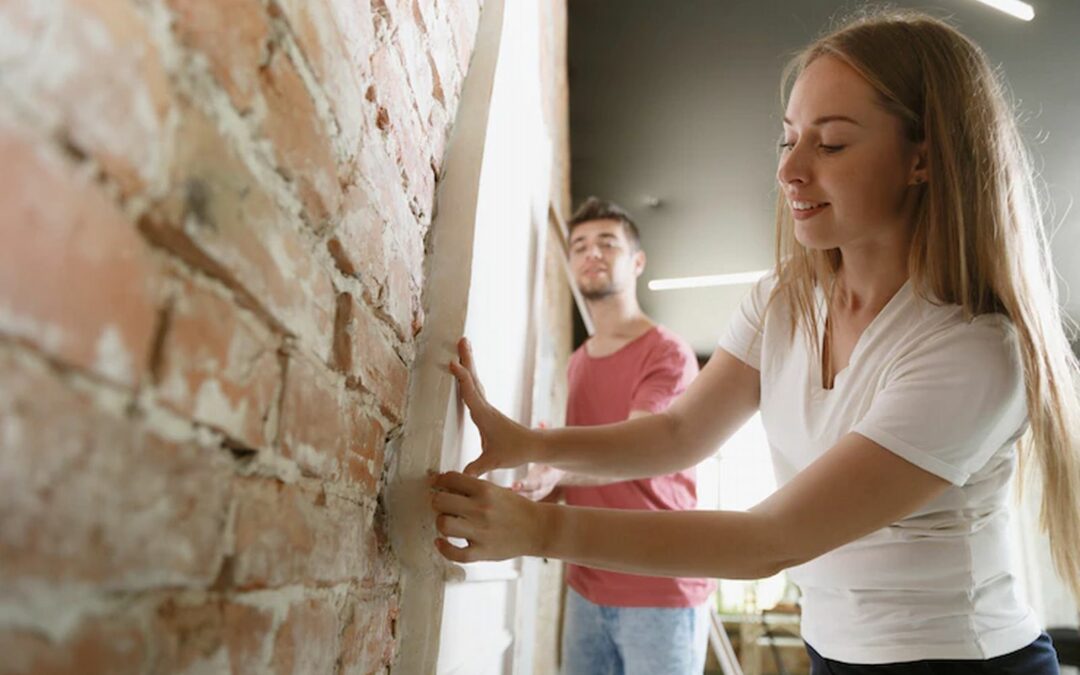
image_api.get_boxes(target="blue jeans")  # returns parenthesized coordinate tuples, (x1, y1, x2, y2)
(561, 587, 709, 675)
(806, 632, 1060, 674)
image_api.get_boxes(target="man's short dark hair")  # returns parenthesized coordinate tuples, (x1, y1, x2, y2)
(568, 197, 642, 251)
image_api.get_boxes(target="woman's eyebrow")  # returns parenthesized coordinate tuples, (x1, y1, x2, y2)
(782, 115, 864, 127)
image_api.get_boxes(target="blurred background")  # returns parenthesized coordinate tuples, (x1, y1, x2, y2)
(569, 0, 1080, 356)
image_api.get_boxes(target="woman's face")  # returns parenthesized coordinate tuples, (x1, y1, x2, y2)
(778, 55, 926, 252)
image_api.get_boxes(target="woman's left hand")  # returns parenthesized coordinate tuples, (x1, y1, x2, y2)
(431, 471, 553, 563)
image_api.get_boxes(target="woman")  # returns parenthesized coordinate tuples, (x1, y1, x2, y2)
(431, 11, 1080, 672)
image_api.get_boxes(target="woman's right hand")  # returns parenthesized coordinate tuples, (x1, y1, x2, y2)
(450, 338, 543, 476)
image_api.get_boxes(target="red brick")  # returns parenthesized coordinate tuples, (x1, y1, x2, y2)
(258, 49, 343, 229)
(395, 216, 428, 289)
(269, 0, 373, 159)
(369, 45, 411, 137)
(412, 0, 438, 33)
(151, 599, 226, 672)
(346, 414, 387, 491)
(223, 602, 274, 674)
(147, 599, 275, 674)
(154, 275, 281, 450)
(427, 96, 451, 175)
(272, 598, 341, 675)
(427, 13, 464, 113)
(361, 516, 401, 591)
(231, 478, 369, 588)
(0, 0, 173, 196)
(0, 618, 147, 675)
(278, 353, 384, 489)
(327, 182, 388, 300)
(0, 124, 160, 388)
(166, 0, 271, 113)
(444, 0, 480, 70)
(354, 132, 417, 236)
(370, 45, 435, 218)
(384, 251, 418, 342)
(397, 111, 437, 219)
(340, 594, 399, 675)
(333, 294, 410, 422)
(140, 101, 336, 362)
(0, 350, 233, 589)
(392, 18, 435, 123)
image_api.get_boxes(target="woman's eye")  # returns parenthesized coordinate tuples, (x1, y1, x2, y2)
(820, 144, 846, 153)
(779, 141, 795, 151)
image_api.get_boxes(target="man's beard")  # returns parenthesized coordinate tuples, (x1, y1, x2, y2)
(580, 280, 617, 301)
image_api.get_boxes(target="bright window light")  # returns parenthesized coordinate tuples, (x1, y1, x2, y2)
(697, 414, 790, 613)
(971, 0, 1035, 21)
(648, 269, 769, 291)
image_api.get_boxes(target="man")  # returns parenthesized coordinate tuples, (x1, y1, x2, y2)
(515, 197, 715, 675)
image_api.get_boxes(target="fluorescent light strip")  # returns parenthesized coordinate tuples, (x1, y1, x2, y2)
(649, 269, 770, 291)
(971, 0, 1035, 21)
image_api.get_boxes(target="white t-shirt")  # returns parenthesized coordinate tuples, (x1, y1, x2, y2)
(718, 273, 1041, 664)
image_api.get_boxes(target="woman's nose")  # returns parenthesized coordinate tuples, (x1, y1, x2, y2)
(777, 144, 809, 187)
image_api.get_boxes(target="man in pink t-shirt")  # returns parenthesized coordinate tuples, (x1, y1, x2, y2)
(515, 198, 715, 674)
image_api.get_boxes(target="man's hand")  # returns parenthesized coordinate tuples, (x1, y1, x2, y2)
(513, 464, 565, 501)
(450, 338, 543, 476)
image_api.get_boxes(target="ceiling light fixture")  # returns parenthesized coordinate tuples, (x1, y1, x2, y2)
(648, 269, 770, 291)
(970, 0, 1035, 21)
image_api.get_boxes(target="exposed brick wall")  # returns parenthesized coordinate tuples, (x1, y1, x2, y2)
(0, 0, 481, 672)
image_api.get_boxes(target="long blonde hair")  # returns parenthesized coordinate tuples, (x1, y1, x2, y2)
(774, 11, 1080, 599)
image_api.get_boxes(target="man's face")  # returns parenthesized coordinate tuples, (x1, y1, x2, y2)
(568, 219, 644, 300)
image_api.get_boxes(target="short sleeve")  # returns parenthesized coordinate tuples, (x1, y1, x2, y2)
(630, 337, 697, 414)
(717, 272, 778, 370)
(852, 316, 1027, 486)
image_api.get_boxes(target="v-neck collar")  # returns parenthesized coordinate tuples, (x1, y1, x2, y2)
(814, 279, 912, 392)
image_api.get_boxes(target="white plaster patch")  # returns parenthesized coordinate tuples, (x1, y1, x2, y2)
(1, 414, 24, 449)
(266, 230, 298, 282)
(0, 2, 48, 63)
(159, 367, 193, 406)
(292, 441, 339, 479)
(178, 649, 230, 675)
(0, 580, 112, 642)
(193, 378, 248, 441)
(0, 303, 66, 354)
(138, 397, 204, 444)
(246, 451, 301, 484)
(93, 324, 135, 385)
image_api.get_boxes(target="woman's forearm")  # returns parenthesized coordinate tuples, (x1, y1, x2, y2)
(528, 350, 760, 479)
(535, 503, 793, 580)
(535, 411, 713, 479)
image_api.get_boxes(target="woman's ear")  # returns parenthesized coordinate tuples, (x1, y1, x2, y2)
(909, 140, 929, 185)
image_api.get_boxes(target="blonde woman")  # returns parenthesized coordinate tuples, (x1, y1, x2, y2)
(432, 11, 1079, 673)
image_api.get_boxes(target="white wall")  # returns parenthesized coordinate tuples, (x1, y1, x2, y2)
(437, 0, 555, 672)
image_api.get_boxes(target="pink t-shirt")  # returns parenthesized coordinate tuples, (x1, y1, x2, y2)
(562, 325, 716, 608)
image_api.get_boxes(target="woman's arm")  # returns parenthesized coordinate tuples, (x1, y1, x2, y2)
(452, 338, 760, 478)
(433, 431, 951, 577)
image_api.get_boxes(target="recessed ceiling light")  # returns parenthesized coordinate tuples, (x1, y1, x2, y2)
(648, 269, 770, 291)
(971, 0, 1035, 21)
